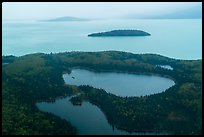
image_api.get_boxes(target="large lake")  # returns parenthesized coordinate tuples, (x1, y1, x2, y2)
(63, 69, 175, 97)
(36, 69, 174, 135)
(2, 19, 202, 60)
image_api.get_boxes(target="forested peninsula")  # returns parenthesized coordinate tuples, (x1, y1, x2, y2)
(2, 51, 201, 135)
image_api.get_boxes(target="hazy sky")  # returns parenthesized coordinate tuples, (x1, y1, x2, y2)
(2, 2, 201, 21)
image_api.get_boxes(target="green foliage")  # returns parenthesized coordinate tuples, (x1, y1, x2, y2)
(2, 53, 78, 135)
(2, 51, 202, 135)
(2, 55, 17, 64)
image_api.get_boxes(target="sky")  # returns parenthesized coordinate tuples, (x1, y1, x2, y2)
(2, 2, 202, 21)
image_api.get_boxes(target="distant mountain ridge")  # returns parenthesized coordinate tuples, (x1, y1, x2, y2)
(125, 4, 202, 19)
(40, 16, 89, 22)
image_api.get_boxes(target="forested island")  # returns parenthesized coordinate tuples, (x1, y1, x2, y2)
(2, 51, 201, 135)
(88, 30, 151, 37)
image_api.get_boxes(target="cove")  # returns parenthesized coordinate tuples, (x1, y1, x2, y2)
(63, 69, 175, 97)
(36, 96, 169, 135)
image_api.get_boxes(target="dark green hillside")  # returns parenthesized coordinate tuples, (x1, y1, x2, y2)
(2, 54, 77, 135)
(2, 51, 202, 135)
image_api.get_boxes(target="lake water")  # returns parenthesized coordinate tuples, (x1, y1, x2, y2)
(36, 69, 174, 134)
(36, 96, 137, 135)
(2, 19, 202, 60)
(63, 69, 175, 97)
(36, 96, 168, 135)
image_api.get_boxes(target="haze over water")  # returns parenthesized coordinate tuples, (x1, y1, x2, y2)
(2, 19, 202, 60)
(2, 2, 202, 60)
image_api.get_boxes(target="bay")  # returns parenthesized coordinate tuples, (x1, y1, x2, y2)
(37, 96, 139, 135)
(36, 96, 168, 135)
(2, 19, 202, 60)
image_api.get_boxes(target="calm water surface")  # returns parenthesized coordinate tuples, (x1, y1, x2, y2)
(36, 96, 168, 135)
(2, 19, 202, 60)
(63, 69, 175, 97)
(37, 96, 139, 135)
(36, 69, 174, 134)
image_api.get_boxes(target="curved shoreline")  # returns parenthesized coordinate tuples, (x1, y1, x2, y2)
(4, 51, 201, 135)
(67, 66, 177, 86)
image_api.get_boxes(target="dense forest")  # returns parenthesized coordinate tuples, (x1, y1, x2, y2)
(2, 51, 202, 135)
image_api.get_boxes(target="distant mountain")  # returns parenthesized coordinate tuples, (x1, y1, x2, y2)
(40, 16, 89, 22)
(125, 4, 202, 19)
(155, 4, 202, 19)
